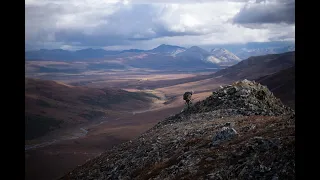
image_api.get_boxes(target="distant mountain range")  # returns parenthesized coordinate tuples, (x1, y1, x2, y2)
(25, 44, 188, 61)
(25, 44, 295, 71)
(25, 45, 238, 71)
(234, 46, 295, 60)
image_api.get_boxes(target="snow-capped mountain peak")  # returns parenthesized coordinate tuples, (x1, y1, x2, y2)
(210, 48, 241, 62)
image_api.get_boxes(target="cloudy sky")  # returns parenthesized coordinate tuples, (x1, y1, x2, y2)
(25, 0, 295, 51)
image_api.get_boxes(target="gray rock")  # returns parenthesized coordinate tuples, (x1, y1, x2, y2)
(212, 127, 238, 146)
(241, 124, 256, 132)
(272, 175, 279, 180)
(227, 87, 237, 94)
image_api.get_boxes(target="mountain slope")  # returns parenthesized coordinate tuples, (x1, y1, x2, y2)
(174, 46, 220, 68)
(207, 48, 241, 66)
(61, 80, 295, 180)
(174, 46, 241, 67)
(176, 46, 211, 60)
(25, 78, 158, 140)
(256, 66, 295, 109)
(212, 51, 295, 80)
(124, 46, 220, 70)
(150, 44, 186, 55)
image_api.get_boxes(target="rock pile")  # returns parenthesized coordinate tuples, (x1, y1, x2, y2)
(155, 79, 294, 127)
(190, 79, 293, 115)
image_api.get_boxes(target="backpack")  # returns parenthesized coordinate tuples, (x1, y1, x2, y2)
(183, 92, 192, 101)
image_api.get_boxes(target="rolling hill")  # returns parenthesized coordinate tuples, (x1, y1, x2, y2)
(25, 78, 159, 140)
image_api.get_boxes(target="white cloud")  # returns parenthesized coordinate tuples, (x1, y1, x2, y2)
(25, 0, 295, 50)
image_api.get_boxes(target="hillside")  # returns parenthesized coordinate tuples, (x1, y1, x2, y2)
(256, 66, 295, 109)
(25, 78, 158, 140)
(61, 79, 295, 180)
(212, 51, 295, 80)
(173, 46, 220, 69)
(176, 46, 211, 60)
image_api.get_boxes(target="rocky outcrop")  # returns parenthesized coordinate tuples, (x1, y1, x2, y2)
(61, 80, 295, 180)
(156, 79, 293, 127)
(192, 79, 293, 115)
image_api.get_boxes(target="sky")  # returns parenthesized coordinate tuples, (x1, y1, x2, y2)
(25, 0, 295, 51)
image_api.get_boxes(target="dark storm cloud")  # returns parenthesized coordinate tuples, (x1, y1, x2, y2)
(232, 0, 295, 25)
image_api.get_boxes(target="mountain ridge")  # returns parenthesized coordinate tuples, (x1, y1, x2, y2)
(25, 44, 294, 62)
